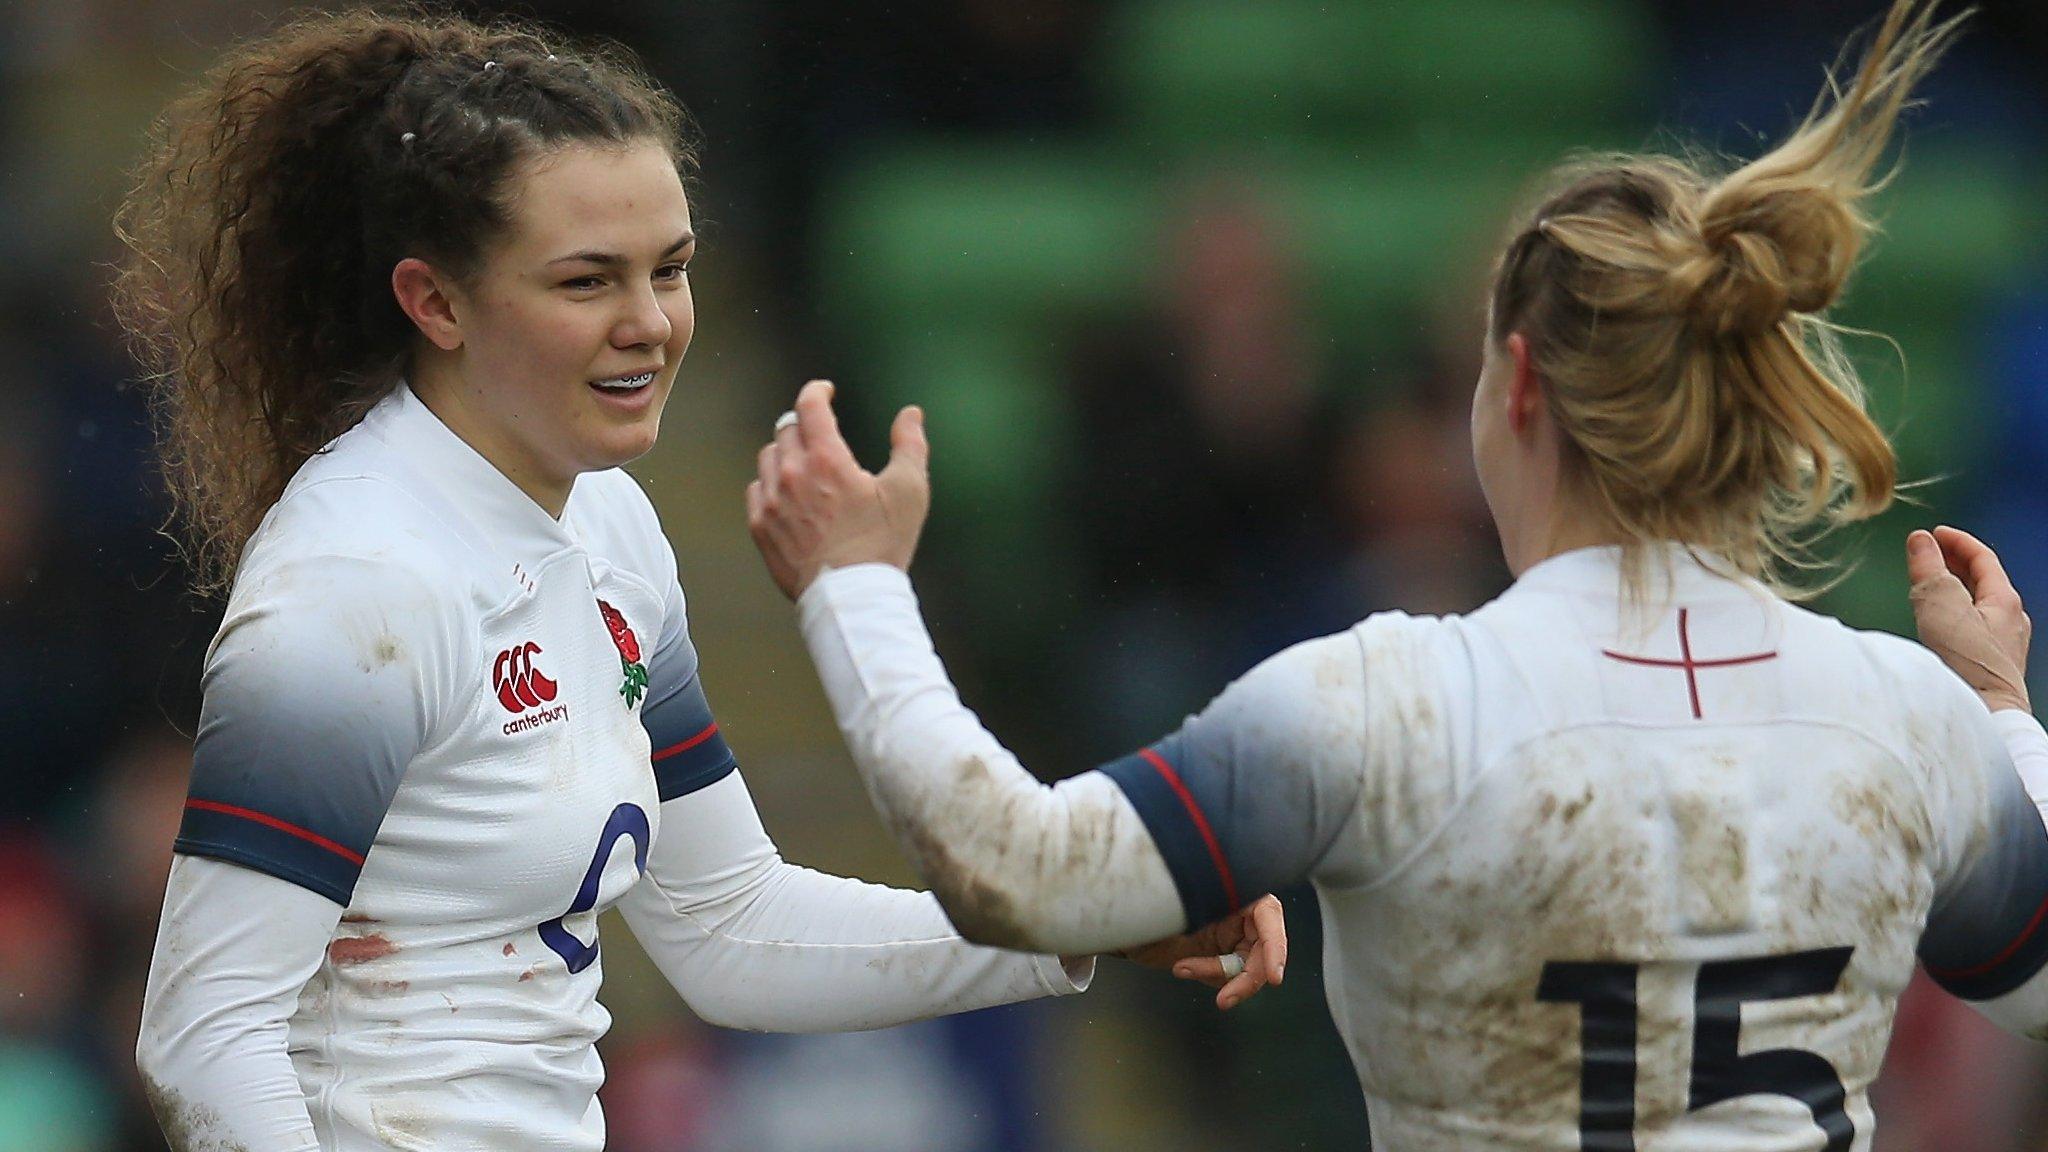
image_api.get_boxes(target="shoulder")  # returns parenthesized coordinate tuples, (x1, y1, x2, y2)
(1209, 612, 1463, 736)
(223, 473, 484, 687)
(239, 476, 476, 615)
(570, 468, 678, 595)
(1779, 602, 1976, 720)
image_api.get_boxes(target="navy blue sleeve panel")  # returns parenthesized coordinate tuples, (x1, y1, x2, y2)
(175, 556, 449, 907)
(1100, 736, 1239, 928)
(1921, 752, 2048, 1001)
(1098, 632, 1368, 929)
(641, 581, 737, 802)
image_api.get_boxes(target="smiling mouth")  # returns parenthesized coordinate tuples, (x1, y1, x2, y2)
(592, 371, 657, 392)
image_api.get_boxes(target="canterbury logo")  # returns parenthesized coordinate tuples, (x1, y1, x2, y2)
(493, 642, 559, 713)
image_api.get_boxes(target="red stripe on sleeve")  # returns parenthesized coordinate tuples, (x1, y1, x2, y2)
(184, 799, 367, 866)
(1139, 747, 1242, 913)
(1927, 891, 2048, 981)
(651, 722, 721, 763)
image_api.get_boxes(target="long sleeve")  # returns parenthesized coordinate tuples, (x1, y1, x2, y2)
(796, 564, 1369, 955)
(138, 855, 339, 1152)
(1990, 708, 2048, 827)
(614, 771, 1088, 1032)
(1918, 676, 2048, 1036)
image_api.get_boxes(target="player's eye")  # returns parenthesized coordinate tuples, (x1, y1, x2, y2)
(654, 262, 690, 282)
(560, 275, 605, 291)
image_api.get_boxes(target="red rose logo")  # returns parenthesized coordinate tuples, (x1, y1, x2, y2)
(597, 599, 650, 708)
(597, 599, 641, 664)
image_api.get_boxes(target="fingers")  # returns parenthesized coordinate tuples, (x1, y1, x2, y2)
(1214, 951, 1270, 1011)
(1906, 529, 1951, 590)
(1168, 954, 1269, 1008)
(793, 379, 859, 472)
(773, 400, 804, 463)
(1171, 955, 1233, 989)
(1169, 895, 1288, 1009)
(1248, 894, 1287, 985)
(755, 440, 781, 503)
(882, 405, 929, 480)
(745, 477, 766, 526)
(1935, 525, 2025, 614)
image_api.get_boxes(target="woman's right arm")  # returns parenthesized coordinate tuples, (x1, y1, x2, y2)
(139, 856, 338, 1151)
(1906, 526, 2048, 804)
(142, 538, 449, 1149)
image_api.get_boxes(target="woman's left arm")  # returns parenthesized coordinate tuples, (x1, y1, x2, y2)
(621, 561, 1280, 1029)
(615, 768, 1090, 1033)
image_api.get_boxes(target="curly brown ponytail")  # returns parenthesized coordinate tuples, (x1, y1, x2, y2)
(112, 7, 693, 595)
(1486, 0, 1965, 596)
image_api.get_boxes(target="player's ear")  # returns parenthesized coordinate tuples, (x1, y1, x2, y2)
(391, 257, 465, 352)
(1504, 331, 1544, 437)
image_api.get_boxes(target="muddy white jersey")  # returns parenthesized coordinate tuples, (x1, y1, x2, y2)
(1094, 546, 2048, 1152)
(175, 385, 757, 1147)
(801, 547, 2048, 1152)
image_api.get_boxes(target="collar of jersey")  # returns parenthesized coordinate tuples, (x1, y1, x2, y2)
(375, 382, 583, 563)
(1512, 542, 1759, 601)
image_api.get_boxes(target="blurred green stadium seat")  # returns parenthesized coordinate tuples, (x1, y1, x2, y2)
(1850, 143, 2047, 311)
(1836, 145, 2048, 481)
(1097, 0, 1655, 152)
(1279, 151, 1527, 356)
(816, 143, 1152, 330)
(866, 325, 1076, 529)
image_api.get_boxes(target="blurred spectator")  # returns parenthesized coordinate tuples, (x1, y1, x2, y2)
(1063, 179, 1350, 745)
(0, 836, 114, 1151)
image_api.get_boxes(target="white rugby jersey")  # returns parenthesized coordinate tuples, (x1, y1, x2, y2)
(802, 548, 2048, 1152)
(145, 385, 1082, 1152)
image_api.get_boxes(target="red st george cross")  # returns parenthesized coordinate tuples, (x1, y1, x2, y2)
(1601, 607, 1778, 720)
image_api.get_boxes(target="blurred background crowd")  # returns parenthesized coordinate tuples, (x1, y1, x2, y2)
(1, 0, 2046, 1148)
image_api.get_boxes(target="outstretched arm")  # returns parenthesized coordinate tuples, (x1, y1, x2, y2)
(748, 381, 1338, 974)
(616, 770, 1095, 1032)
(628, 539, 1281, 1019)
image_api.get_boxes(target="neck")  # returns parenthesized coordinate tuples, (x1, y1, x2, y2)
(1503, 486, 1632, 577)
(409, 352, 572, 518)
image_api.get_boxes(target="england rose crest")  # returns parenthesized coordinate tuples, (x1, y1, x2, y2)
(596, 599, 649, 708)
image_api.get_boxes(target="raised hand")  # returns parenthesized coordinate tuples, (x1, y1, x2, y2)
(1907, 525, 2032, 714)
(747, 380, 930, 600)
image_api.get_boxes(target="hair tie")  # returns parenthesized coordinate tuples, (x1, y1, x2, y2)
(546, 53, 557, 62)
(483, 60, 499, 72)
(400, 131, 416, 146)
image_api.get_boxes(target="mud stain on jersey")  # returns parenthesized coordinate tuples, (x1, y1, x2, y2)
(1535, 784, 1595, 828)
(894, 753, 1127, 952)
(143, 1077, 249, 1152)
(357, 631, 406, 674)
(328, 932, 397, 966)
(1830, 778, 1929, 868)
(1671, 788, 1750, 933)
(370, 1103, 434, 1151)
(503, 942, 518, 956)
(1384, 737, 1668, 1130)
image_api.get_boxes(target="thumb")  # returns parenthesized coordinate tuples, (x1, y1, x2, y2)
(881, 405, 928, 481)
(1906, 529, 1950, 589)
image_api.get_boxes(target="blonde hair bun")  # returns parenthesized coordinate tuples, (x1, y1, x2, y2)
(1671, 190, 1860, 338)
(1484, 0, 1966, 596)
